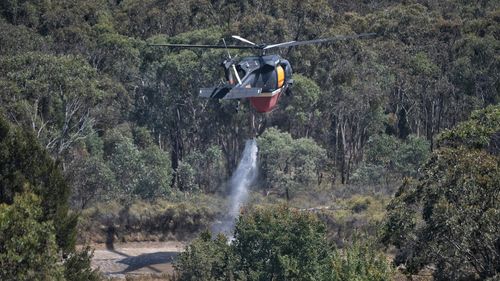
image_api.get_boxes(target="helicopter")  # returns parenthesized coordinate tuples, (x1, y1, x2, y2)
(152, 33, 375, 113)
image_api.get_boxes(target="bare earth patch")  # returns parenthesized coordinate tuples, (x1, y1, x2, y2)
(90, 242, 185, 279)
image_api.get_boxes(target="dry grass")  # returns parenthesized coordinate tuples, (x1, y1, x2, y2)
(78, 194, 226, 244)
(78, 183, 393, 247)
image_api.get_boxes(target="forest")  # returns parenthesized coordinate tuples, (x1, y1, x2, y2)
(0, 0, 498, 280)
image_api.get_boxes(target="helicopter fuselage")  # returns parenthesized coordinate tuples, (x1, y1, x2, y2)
(200, 54, 293, 113)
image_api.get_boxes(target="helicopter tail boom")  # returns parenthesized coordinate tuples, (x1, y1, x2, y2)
(223, 87, 262, 99)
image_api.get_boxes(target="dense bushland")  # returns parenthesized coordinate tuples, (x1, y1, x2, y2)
(1, 0, 498, 204)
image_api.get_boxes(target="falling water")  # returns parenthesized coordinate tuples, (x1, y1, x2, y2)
(213, 139, 258, 236)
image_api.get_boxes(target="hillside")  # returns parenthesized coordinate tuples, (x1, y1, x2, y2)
(0, 0, 498, 280)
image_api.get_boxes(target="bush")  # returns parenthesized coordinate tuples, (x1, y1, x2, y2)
(330, 239, 393, 281)
(0, 192, 64, 281)
(104, 127, 173, 200)
(0, 116, 76, 253)
(233, 205, 331, 280)
(438, 104, 500, 149)
(78, 197, 224, 243)
(63, 246, 101, 281)
(175, 232, 235, 281)
(67, 156, 117, 209)
(181, 146, 227, 193)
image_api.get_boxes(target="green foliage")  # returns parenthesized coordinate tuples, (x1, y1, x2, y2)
(1, 0, 495, 201)
(371, 3, 434, 42)
(0, 0, 45, 27)
(105, 128, 173, 201)
(175, 232, 235, 281)
(0, 3, 499, 279)
(284, 74, 321, 136)
(0, 116, 76, 253)
(106, 131, 143, 196)
(439, 104, 500, 149)
(84, 130, 105, 157)
(233, 205, 331, 280)
(175, 205, 393, 281)
(0, 19, 52, 54)
(63, 246, 101, 281)
(330, 239, 393, 281)
(95, 31, 142, 82)
(0, 52, 104, 156)
(138, 145, 173, 197)
(409, 52, 439, 77)
(394, 135, 430, 176)
(0, 116, 99, 280)
(382, 106, 500, 280)
(451, 34, 499, 104)
(0, 192, 64, 281)
(66, 155, 116, 209)
(182, 145, 227, 193)
(176, 161, 198, 192)
(258, 128, 326, 196)
(352, 134, 430, 185)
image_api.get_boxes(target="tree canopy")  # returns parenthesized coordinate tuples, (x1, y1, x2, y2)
(1, 0, 497, 199)
(382, 105, 500, 280)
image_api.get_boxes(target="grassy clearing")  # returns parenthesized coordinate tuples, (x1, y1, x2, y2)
(78, 193, 226, 244)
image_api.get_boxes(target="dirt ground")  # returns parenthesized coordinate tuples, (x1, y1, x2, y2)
(90, 241, 185, 279)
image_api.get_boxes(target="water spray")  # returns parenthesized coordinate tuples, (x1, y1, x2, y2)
(213, 139, 258, 236)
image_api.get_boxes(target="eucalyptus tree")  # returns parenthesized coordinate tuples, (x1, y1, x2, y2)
(382, 105, 500, 280)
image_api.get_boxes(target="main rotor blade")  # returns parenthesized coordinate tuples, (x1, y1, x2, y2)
(231, 35, 258, 47)
(263, 33, 376, 50)
(149, 43, 257, 49)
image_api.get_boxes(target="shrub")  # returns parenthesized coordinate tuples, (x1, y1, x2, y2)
(63, 246, 101, 281)
(330, 239, 393, 281)
(175, 232, 235, 281)
(0, 116, 76, 252)
(0, 192, 64, 281)
(233, 205, 331, 280)
(105, 128, 173, 200)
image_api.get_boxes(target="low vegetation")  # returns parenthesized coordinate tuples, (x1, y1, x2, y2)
(78, 195, 225, 244)
(175, 205, 393, 281)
